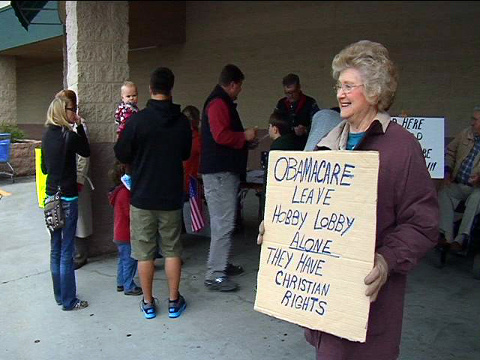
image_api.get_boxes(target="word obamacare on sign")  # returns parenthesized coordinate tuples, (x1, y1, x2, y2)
(254, 151, 379, 342)
(390, 117, 444, 179)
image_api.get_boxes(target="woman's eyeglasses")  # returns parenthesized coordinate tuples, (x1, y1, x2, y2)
(333, 83, 364, 94)
(65, 107, 78, 112)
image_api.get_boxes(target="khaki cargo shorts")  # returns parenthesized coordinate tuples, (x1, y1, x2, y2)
(130, 205, 182, 261)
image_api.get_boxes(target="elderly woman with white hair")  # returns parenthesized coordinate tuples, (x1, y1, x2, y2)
(309, 40, 439, 359)
(41, 95, 90, 311)
(258, 40, 438, 359)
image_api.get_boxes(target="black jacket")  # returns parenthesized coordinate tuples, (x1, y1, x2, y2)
(199, 85, 248, 178)
(114, 99, 192, 210)
(275, 93, 320, 131)
(41, 124, 90, 197)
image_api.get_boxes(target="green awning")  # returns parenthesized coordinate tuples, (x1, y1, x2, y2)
(11, 0, 61, 30)
(0, 1, 64, 52)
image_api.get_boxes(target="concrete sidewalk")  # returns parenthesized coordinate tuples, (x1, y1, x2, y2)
(0, 177, 479, 360)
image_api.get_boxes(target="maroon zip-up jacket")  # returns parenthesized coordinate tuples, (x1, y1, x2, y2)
(305, 112, 439, 360)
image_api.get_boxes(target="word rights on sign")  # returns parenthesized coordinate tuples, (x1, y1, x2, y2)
(254, 151, 379, 343)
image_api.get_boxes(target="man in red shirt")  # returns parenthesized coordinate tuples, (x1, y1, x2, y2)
(200, 64, 257, 291)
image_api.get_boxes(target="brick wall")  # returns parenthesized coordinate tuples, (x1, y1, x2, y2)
(9, 141, 42, 177)
(66, 1, 129, 144)
(129, 1, 480, 137)
(0, 56, 16, 126)
(64, 1, 130, 256)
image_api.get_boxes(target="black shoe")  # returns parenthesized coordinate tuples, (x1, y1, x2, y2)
(62, 299, 89, 311)
(74, 259, 87, 270)
(204, 276, 238, 292)
(140, 298, 158, 319)
(125, 287, 143, 296)
(225, 263, 244, 276)
(169, 294, 187, 318)
(117, 286, 124, 292)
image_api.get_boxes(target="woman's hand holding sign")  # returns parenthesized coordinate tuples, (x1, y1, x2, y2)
(364, 253, 388, 302)
(257, 220, 265, 245)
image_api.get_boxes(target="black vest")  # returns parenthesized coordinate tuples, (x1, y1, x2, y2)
(276, 94, 318, 131)
(200, 85, 248, 178)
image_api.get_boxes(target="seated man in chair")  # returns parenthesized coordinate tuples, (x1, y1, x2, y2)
(439, 106, 480, 252)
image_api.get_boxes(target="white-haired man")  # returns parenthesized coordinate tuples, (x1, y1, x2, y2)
(439, 106, 480, 252)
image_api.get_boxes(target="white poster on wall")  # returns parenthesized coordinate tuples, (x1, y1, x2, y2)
(390, 117, 445, 179)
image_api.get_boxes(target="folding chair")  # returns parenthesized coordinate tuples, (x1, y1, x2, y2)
(439, 201, 480, 279)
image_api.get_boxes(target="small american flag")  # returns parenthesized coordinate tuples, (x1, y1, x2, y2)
(189, 176, 205, 232)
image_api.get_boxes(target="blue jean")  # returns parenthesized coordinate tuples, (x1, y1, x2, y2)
(50, 199, 79, 310)
(115, 242, 138, 291)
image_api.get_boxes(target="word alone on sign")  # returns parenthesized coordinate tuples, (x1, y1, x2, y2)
(254, 150, 379, 342)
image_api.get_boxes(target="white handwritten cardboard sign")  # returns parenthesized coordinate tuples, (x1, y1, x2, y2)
(391, 117, 444, 179)
(254, 150, 379, 343)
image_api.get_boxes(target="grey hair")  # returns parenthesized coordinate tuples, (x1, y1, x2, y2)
(474, 105, 480, 112)
(332, 40, 398, 111)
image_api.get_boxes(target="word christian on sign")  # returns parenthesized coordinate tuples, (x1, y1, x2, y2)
(390, 117, 445, 179)
(254, 151, 379, 343)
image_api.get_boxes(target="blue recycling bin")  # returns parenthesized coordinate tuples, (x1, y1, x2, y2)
(0, 133, 14, 182)
(0, 133, 11, 162)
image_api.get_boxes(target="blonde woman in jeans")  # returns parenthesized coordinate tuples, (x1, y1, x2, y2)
(41, 95, 90, 310)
